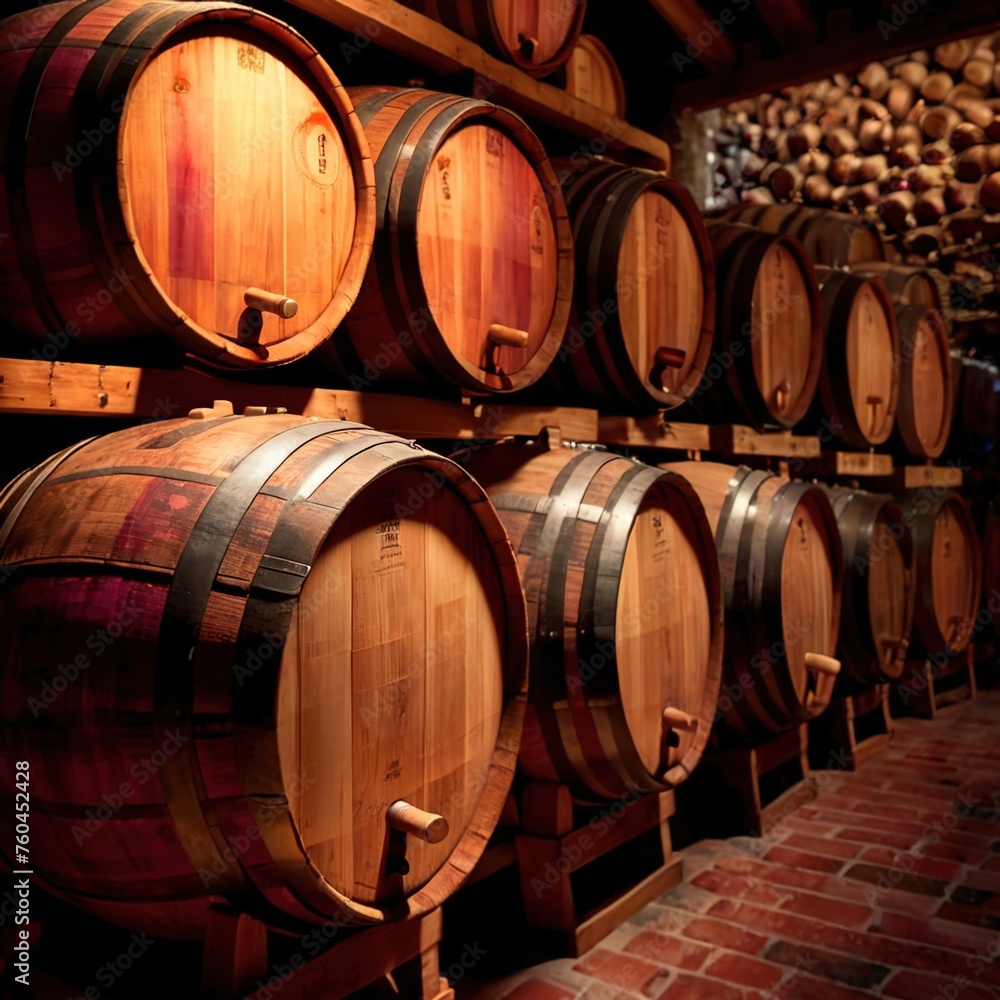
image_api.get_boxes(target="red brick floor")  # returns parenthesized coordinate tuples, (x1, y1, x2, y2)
(465, 689, 1000, 1000)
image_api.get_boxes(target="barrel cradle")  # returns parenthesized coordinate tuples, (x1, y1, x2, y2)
(322, 87, 573, 396)
(464, 443, 724, 801)
(541, 158, 715, 412)
(701, 221, 823, 429)
(0, 412, 527, 939)
(821, 487, 916, 688)
(0, 0, 375, 367)
(663, 462, 843, 743)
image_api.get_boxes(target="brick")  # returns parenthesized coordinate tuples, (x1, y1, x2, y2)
(811, 808, 928, 839)
(857, 846, 962, 882)
(843, 863, 950, 897)
(763, 846, 844, 874)
(763, 940, 889, 989)
(624, 931, 710, 972)
(778, 892, 872, 929)
(922, 840, 991, 865)
(782, 833, 863, 860)
(692, 870, 787, 907)
(983, 857, 1000, 873)
(704, 953, 786, 990)
(849, 800, 923, 821)
(882, 969, 998, 1000)
(572, 949, 662, 994)
(657, 973, 745, 1000)
(874, 911, 1000, 953)
(836, 827, 919, 851)
(682, 918, 768, 956)
(962, 869, 1000, 895)
(503, 981, 576, 1000)
(937, 901, 1000, 932)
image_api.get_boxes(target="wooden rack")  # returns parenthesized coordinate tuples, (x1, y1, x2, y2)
(283, 0, 671, 170)
(809, 685, 893, 773)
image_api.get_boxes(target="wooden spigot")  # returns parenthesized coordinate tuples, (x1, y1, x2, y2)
(518, 33, 539, 60)
(245, 287, 298, 319)
(775, 380, 792, 413)
(662, 708, 699, 733)
(649, 346, 687, 387)
(804, 652, 841, 677)
(487, 323, 530, 349)
(880, 636, 909, 653)
(386, 801, 449, 845)
(188, 400, 235, 420)
(867, 395, 884, 433)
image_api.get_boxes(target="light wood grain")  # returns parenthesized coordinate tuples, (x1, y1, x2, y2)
(559, 35, 626, 117)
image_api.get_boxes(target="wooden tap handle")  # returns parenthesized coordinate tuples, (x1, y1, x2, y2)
(487, 323, 530, 349)
(880, 635, 909, 652)
(518, 33, 539, 59)
(662, 708, 699, 732)
(775, 379, 792, 412)
(649, 347, 687, 387)
(188, 400, 235, 420)
(386, 801, 449, 844)
(245, 287, 298, 319)
(805, 652, 841, 677)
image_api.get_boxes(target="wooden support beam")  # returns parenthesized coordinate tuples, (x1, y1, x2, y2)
(647, 0, 737, 72)
(754, 0, 816, 50)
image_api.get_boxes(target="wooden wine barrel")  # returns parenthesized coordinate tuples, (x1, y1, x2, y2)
(400, 0, 586, 77)
(812, 269, 899, 448)
(896, 490, 982, 655)
(0, 412, 527, 939)
(851, 262, 945, 309)
(556, 35, 626, 117)
(322, 87, 572, 395)
(662, 462, 843, 743)
(0, 0, 375, 368)
(701, 222, 823, 429)
(541, 158, 715, 411)
(949, 352, 1000, 462)
(893, 305, 954, 460)
(463, 443, 723, 799)
(821, 487, 915, 686)
(716, 204, 887, 267)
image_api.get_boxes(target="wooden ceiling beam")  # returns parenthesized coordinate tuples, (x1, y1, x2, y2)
(671, 1, 1000, 110)
(647, 0, 738, 72)
(754, 0, 817, 49)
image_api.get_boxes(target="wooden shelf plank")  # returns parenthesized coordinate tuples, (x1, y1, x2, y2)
(708, 425, 820, 459)
(798, 451, 895, 478)
(283, 0, 671, 169)
(598, 414, 711, 451)
(0, 358, 598, 442)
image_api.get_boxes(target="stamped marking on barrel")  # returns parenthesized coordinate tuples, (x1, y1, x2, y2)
(530, 202, 544, 255)
(238, 45, 265, 74)
(383, 758, 402, 783)
(437, 157, 452, 201)
(293, 112, 339, 187)
(485, 131, 505, 160)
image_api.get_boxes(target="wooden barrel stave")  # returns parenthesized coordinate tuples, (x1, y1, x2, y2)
(715, 204, 887, 267)
(851, 262, 945, 309)
(0, 0, 375, 367)
(822, 487, 916, 687)
(0, 414, 528, 938)
(701, 222, 823, 429)
(893, 305, 954, 460)
(556, 35, 626, 116)
(540, 158, 715, 411)
(662, 461, 843, 743)
(324, 87, 573, 396)
(399, 0, 586, 77)
(896, 489, 982, 656)
(812, 269, 900, 448)
(464, 443, 723, 799)
(950, 352, 1000, 463)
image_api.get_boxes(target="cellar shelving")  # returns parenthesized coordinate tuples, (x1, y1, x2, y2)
(283, 0, 672, 169)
